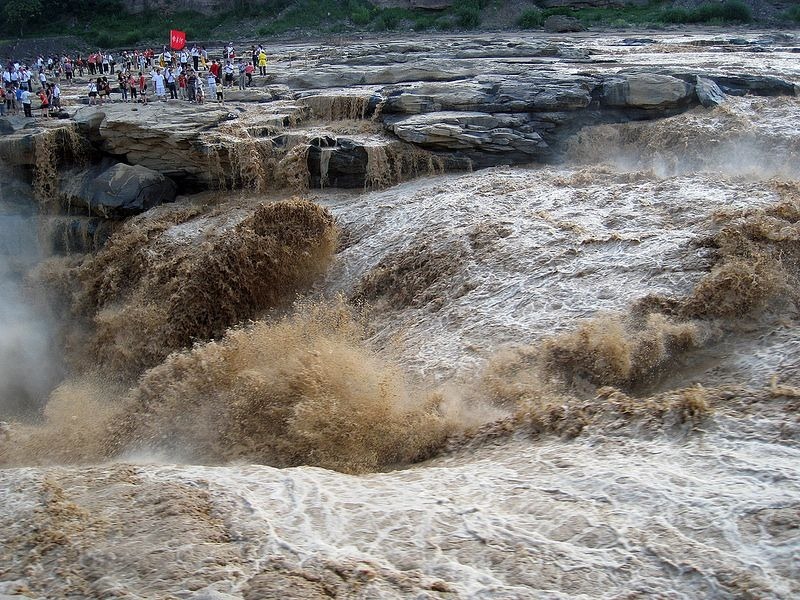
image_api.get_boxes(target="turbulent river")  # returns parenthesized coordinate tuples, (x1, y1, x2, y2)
(1, 32, 799, 599)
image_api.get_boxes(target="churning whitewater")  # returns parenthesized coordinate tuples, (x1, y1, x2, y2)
(1, 32, 799, 599)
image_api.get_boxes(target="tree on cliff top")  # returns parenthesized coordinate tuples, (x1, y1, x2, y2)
(3, 0, 42, 37)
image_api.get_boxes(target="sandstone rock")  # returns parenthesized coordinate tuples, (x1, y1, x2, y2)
(391, 111, 548, 157)
(602, 74, 694, 109)
(695, 77, 726, 108)
(61, 163, 176, 219)
(382, 76, 593, 115)
(543, 16, 587, 33)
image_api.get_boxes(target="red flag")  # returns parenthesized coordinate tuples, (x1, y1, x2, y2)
(170, 30, 186, 51)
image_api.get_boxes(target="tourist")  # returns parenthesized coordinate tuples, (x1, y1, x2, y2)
(209, 59, 220, 80)
(257, 49, 267, 76)
(96, 77, 109, 104)
(37, 87, 49, 119)
(87, 79, 98, 106)
(196, 77, 205, 104)
(21, 87, 32, 117)
(179, 50, 188, 71)
(119, 72, 128, 102)
(201, 46, 209, 70)
(20, 68, 31, 92)
(128, 72, 138, 103)
(151, 68, 166, 101)
(64, 60, 73, 84)
(238, 62, 246, 90)
(207, 72, 217, 102)
(38, 69, 46, 90)
(138, 72, 147, 104)
(0, 87, 6, 116)
(102, 52, 110, 74)
(8, 85, 18, 114)
(166, 68, 177, 99)
(187, 70, 197, 103)
(178, 71, 187, 100)
(245, 62, 254, 87)
(191, 45, 200, 71)
(51, 82, 60, 109)
(223, 61, 234, 88)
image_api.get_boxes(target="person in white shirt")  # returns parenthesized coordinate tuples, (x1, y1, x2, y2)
(51, 83, 61, 108)
(151, 68, 166, 100)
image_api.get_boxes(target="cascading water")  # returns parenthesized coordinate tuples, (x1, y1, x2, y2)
(1, 32, 799, 600)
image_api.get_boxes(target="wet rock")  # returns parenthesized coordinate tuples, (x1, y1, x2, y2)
(61, 162, 176, 218)
(709, 74, 798, 97)
(43, 215, 117, 254)
(695, 77, 726, 108)
(602, 74, 694, 109)
(308, 137, 368, 189)
(543, 16, 587, 33)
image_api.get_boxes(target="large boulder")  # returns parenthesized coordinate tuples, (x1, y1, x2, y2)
(391, 111, 547, 157)
(61, 163, 176, 219)
(602, 74, 694, 109)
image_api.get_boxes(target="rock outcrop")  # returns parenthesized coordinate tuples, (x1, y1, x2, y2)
(1, 33, 797, 253)
(543, 15, 587, 33)
(61, 163, 177, 219)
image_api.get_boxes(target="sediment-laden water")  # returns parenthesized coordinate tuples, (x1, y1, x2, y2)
(1, 33, 799, 599)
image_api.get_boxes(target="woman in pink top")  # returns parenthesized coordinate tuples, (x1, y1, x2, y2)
(128, 73, 138, 103)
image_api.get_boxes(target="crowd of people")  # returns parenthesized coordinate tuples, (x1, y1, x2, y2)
(1, 42, 271, 117)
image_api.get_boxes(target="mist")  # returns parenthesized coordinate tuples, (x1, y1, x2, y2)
(0, 194, 59, 419)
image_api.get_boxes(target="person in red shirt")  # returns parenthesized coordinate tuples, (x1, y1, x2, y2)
(209, 60, 220, 79)
(138, 72, 148, 104)
(38, 88, 49, 119)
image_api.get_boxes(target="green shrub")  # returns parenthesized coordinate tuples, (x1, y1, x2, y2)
(784, 6, 800, 22)
(456, 0, 481, 29)
(660, 1, 752, 24)
(351, 5, 373, 26)
(518, 9, 544, 28)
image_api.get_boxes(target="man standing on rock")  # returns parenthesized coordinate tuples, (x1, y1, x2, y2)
(51, 83, 60, 110)
(21, 87, 32, 117)
(166, 68, 177, 100)
(224, 61, 234, 89)
(238, 62, 246, 90)
(187, 70, 198, 103)
(191, 45, 200, 72)
(151, 68, 166, 101)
